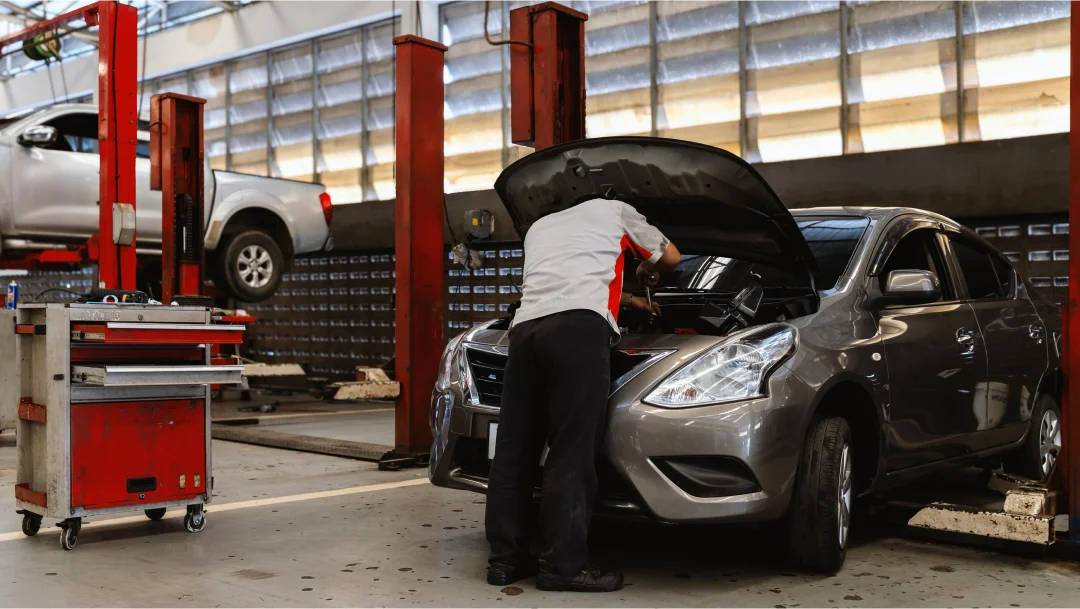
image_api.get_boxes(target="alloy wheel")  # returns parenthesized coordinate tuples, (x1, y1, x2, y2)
(1039, 409, 1062, 476)
(837, 443, 852, 549)
(237, 244, 273, 289)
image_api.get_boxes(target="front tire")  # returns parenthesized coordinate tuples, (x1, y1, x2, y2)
(216, 230, 284, 303)
(787, 416, 852, 573)
(1005, 394, 1061, 481)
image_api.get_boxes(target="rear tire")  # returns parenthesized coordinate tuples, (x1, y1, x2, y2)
(1005, 394, 1061, 482)
(787, 416, 852, 573)
(216, 230, 284, 303)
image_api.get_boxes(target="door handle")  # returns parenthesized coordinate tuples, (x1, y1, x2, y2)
(1029, 324, 1045, 344)
(956, 328, 976, 353)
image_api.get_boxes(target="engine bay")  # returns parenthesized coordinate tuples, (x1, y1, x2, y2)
(619, 257, 817, 337)
(620, 280, 815, 336)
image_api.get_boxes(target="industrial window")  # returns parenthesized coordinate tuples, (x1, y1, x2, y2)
(747, 1, 841, 162)
(227, 54, 270, 176)
(365, 21, 398, 201)
(848, 1, 960, 153)
(442, 1, 506, 193)
(656, 1, 740, 154)
(962, 1, 1070, 142)
(579, 1, 652, 140)
(191, 65, 228, 171)
(271, 44, 316, 183)
(316, 30, 365, 203)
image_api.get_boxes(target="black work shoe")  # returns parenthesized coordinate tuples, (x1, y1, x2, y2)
(536, 560, 624, 592)
(487, 559, 538, 586)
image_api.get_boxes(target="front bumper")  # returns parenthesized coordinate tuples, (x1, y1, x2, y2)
(429, 347, 815, 524)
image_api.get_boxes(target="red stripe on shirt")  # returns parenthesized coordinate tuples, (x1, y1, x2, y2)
(608, 235, 630, 322)
(626, 236, 653, 262)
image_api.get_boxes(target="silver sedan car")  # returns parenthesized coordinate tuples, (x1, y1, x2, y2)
(429, 137, 1061, 573)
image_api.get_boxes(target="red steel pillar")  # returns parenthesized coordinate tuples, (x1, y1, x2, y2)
(1066, 0, 1080, 540)
(95, 1, 139, 290)
(150, 93, 208, 303)
(509, 2, 588, 150)
(393, 35, 447, 455)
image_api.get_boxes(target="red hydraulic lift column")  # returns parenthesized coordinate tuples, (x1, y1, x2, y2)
(392, 35, 448, 456)
(1066, 0, 1080, 542)
(509, 2, 588, 151)
(149, 93, 208, 303)
(95, 1, 139, 290)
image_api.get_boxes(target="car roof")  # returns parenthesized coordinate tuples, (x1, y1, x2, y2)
(790, 206, 962, 229)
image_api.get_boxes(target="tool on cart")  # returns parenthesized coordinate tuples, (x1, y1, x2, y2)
(6, 303, 244, 550)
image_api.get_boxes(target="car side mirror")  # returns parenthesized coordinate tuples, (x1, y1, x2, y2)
(17, 125, 59, 147)
(879, 269, 941, 306)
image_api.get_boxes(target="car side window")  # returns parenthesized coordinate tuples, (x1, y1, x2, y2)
(989, 255, 1015, 298)
(41, 112, 151, 159)
(948, 235, 1008, 300)
(44, 113, 98, 154)
(878, 228, 951, 301)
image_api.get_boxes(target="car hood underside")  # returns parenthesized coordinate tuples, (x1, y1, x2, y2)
(494, 136, 819, 278)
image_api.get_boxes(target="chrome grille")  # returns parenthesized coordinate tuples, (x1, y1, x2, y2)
(464, 347, 663, 407)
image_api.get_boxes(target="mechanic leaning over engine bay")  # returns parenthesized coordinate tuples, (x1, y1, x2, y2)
(484, 197, 681, 593)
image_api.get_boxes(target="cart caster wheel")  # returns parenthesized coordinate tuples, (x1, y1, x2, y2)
(184, 505, 205, 533)
(21, 513, 41, 537)
(58, 518, 81, 551)
(145, 508, 167, 521)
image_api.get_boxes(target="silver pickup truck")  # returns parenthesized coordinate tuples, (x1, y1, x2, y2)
(0, 103, 332, 302)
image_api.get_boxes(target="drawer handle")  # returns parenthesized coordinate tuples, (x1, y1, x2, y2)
(126, 477, 157, 493)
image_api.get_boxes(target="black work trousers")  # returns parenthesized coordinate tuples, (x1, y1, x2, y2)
(485, 309, 612, 576)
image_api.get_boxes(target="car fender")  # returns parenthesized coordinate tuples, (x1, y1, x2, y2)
(204, 189, 297, 251)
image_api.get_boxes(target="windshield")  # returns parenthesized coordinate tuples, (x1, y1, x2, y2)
(668, 216, 870, 293)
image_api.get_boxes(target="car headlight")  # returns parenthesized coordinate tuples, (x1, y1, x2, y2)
(644, 324, 796, 408)
(435, 332, 466, 392)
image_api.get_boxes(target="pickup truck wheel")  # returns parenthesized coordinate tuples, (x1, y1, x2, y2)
(219, 230, 284, 303)
(1005, 394, 1061, 482)
(787, 416, 852, 574)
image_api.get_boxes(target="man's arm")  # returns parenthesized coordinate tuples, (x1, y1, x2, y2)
(620, 202, 681, 282)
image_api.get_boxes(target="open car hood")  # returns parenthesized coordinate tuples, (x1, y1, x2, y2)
(494, 137, 818, 278)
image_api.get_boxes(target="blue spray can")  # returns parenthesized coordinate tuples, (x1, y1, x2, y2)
(6, 280, 17, 310)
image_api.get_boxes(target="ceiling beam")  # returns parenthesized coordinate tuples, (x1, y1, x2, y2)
(0, 0, 98, 46)
(210, 1, 243, 12)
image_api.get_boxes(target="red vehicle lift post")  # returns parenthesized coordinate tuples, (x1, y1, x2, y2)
(1065, 4, 1080, 543)
(0, 2, 138, 289)
(509, 2, 588, 151)
(392, 35, 448, 456)
(149, 93, 208, 304)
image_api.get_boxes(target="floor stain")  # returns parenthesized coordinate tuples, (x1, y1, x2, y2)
(501, 586, 524, 596)
(398, 568, 413, 572)
(930, 566, 955, 573)
(231, 569, 276, 580)
(844, 595, 863, 601)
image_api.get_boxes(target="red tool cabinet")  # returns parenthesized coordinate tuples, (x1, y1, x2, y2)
(70, 399, 206, 510)
(4, 303, 243, 550)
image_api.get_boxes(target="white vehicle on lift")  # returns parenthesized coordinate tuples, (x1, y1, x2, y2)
(0, 103, 333, 302)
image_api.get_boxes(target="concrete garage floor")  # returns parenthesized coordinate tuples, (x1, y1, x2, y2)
(2, 432, 1079, 607)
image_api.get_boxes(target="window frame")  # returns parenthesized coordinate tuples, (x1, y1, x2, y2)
(942, 231, 1018, 302)
(867, 216, 962, 304)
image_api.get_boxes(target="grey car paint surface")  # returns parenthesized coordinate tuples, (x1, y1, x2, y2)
(429, 205, 1060, 524)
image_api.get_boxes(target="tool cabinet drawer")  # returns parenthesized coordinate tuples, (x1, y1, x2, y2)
(70, 399, 206, 510)
(72, 364, 244, 386)
(71, 322, 245, 345)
